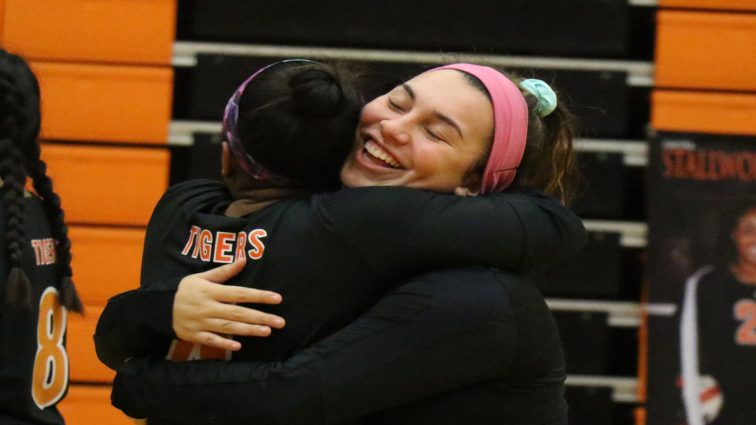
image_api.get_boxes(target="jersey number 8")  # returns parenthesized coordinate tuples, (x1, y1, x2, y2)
(31, 287, 68, 409)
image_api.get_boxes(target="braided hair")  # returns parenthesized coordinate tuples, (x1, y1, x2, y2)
(0, 49, 82, 312)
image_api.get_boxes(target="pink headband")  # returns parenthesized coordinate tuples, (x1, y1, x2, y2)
(433, 64, 528, 193)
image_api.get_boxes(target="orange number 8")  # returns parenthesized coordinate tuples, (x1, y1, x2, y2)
(31, 287, 68, 409)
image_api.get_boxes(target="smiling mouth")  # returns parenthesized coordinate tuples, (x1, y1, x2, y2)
(363, 140, 403, 169)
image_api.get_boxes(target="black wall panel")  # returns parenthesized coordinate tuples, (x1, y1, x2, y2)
(566, 387, 615, 425)
(180, 55, 631, 138)
(572, 152, 626, 218)
(180, 0, 631, 58)
(556, 311, 611, 374)
(531, 231, 622, 298)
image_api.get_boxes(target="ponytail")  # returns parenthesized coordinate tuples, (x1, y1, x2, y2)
(513, 77, 579, 205)
(459, 69, 579, 204)
(1, 49, 82, 312)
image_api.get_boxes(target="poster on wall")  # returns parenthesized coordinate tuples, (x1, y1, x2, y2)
(645, 132, 756, 425)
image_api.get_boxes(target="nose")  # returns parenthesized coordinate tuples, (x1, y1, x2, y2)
(379, 118, 410, 145)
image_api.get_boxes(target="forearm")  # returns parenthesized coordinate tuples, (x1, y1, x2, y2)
(320, 187, 586, 275)
(94, 282, 179, 369)
(111, 269, 516, 423)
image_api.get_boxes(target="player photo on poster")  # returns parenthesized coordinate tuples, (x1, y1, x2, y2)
(646, 132, 756, 425)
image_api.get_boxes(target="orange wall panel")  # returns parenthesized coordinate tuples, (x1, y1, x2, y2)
(41, 144, 169, 226)
(0, 1, 6, 45)
(30, 62, 172, 144)
(59, 385, 134, 425)
(69, 226, 145, 306)
(658, 0, 756, 11)
(652, 90, 756, 135)
(67, 306, 114, 383)
(1, 0, 176, 64)
(656, 11, 756, 91)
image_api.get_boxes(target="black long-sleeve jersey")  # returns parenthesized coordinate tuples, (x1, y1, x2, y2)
(680, 267, 756, 425)
(0, 190, 68, 425)
(113, 268, 567, 425)
(96, 180, 585, 366)
(95, 180, 586, 423)
(113, 268, 568, 425)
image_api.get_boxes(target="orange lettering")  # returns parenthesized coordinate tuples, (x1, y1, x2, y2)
(213, 232, 236, 264)
(235, 231, 247, 261)
(31, 288, 68, 408)
(182, 226, 201, 256)
(199, 230, 213, 261)
(735, 300, 756, 346)
(247, 229, 267, 260)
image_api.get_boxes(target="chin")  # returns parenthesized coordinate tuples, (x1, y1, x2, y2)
(339, 166, 367, 188)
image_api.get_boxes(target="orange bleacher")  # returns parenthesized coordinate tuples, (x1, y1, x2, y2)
(58, 386, 135, 425)
(32, 62, 173, 144)
(1, 0, 177, 422)
(68, 226, 146, 306)
(655, 10, 756, 92)
(41, 144, 169, 226)
(652, 91, 756, 136)
(658, 0, 756, 11)
(0, 0, 176, 64)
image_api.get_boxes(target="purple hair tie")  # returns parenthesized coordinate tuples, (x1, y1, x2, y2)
(222, 59, 319, 185)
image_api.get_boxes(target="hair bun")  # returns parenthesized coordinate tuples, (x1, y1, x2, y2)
(288, 66, 345, 117)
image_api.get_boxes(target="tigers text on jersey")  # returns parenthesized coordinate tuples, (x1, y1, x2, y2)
(0, 190, 67, 425)
(181, 226, 267, 263)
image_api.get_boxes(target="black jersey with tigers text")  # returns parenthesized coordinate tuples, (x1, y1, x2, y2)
(0, 189, 68, 425)
(97, 180, 586, 367)
(96, 180, 586, 424)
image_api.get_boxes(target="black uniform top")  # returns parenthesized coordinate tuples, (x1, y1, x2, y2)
(687, 267, 756, 425)
(0, 189, 67, 425)
(95, 180, 585, 424)
(112, 268, 568, 425)
(95, 180, 586, 367)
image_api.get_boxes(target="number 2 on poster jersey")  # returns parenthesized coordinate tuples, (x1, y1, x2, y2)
(31, 287, 68, 409)
(734, 299, 756, 346)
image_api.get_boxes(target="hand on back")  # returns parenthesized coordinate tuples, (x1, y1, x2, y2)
(173, 257, 285, 351)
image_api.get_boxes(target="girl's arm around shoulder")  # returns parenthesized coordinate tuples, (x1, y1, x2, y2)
(315, 186, 586, 275)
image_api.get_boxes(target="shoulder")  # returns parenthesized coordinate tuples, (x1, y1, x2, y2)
(315, 186, 428, 206)
(689, 266, 721, 290)
(313, 186, 432, 222)
(163, 179, 229, 202)
(155, 179, 231, 215)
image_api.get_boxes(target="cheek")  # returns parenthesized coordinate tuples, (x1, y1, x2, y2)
(412, 144, 465, 180)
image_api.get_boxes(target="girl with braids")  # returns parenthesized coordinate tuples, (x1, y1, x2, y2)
(98, 63, 584, 424)
(0, 49, 82, 425)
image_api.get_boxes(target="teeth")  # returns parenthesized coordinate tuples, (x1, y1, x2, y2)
(364, 141, 401, 168)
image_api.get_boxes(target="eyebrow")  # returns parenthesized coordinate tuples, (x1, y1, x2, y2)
(402, 83, 464, 139)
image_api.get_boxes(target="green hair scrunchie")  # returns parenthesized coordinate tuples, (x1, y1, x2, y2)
(520, 79, 557, 118)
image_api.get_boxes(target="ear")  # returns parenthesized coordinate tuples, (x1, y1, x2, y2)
(454, 172, 482, 197)
(221, 142, 233, 178)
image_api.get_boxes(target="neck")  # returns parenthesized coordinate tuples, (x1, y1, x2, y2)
(225, 185, 310, 217)
(730, 262, 756, 286)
